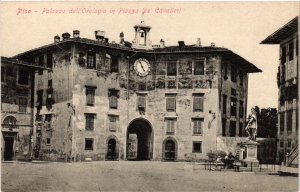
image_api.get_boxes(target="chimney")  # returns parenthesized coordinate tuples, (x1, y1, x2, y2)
(178, 41, 185, 48)
(196, 38, 201, 47)
(62, 32, 71, 40)
(119, 32, 125, 44)
(54, 35, 60, 43)
(211, 42, 215, 47)
(73, 30, 80, 38)
(95, 30, 105, 41)
(160, 39, 165, 48)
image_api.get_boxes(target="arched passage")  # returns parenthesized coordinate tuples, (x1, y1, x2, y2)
(126, 118, 153, 160)
(162, 137, 178, 161)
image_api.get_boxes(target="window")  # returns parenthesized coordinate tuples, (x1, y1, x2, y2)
(287, 110, 292, 131)
(39, 55, 44, 67)
(1, 67, 5, 82)
(18, 97, 27, 112)
(229, 121, 236, 137)
(280, 141, 284, 148)
(287, 141, 292, 148)
(222, 95, 227, 115)
(86, 86, 96, 106)
(280, 113, 284, 132)
(239, 101, 244, 118)
(37, 90, 43, 109)
(281, 46, 286, 64)
(167, 61, 177, 76)
(46, 138, 51, 145)
(296, 39, 299, 56)
(111, 56, 119, 73)
(231, 65, 237, 82)
(6, 67, 13, 77)
(239, 71, 244, 86)
(231, 88, 236, 96)
(224, 62, 228, 79)
(193, 94, 204, 112)
(85, 138, 94, 150)
(288, 42, 294, 61)
(230, 98, 237, 117)
(48, 80, 52, 89)
(193, 142, 202, 153)
(109, 90, 119, 109)
(85, 114, 95, 131)
(239, 122, 243, 137)
(166, 94, 176, 112)
(87, 52, 96, 69)
(194, 60, 205, 75)
(166, 118, 176, 134)
(193, 118, 203, 135)
(137, 94, 146, 111)
(18, 69, 29, 85)
(108, 115, 118, 132)
(222, 118, 226, 136)
(46, 53, 53, 68)
(45, 114, 52, 129)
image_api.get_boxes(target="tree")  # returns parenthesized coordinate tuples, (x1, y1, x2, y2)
(247, 106, 278, 138)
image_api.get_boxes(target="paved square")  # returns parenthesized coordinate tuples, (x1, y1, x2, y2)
(1, 161, 298, 192)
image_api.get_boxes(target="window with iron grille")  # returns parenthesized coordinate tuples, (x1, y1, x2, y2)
(85, 138, 94, 150)
(109, 90, 119, 109)
(166, 118, 176, 134)
(85, 114, 95, 131)
(231, 65, 237, 82)
(194, 60, 205, 75)
(86, 86, 96, 106)
(137, 95, 146, 111)
(239, 101, 244, 118)
(46, 138, 51, 145)
(167, 61, 177, 76)
(18, 97, 27, 112)
(166, 94, 176, 112)
(193, 94, 204, 112)
(87, 52, 96, 69)
(230, 98, 237, 117)
(47, 53, 53, 68)
(45, 114, 52, 129)
(18, 69, 29, 85)
(289, 42, 294, 61)
(229, 120, 236, 137)
(193, 142, 202, 153)
(222, 95, 227, 115)
(193, 118, 203, 135)
(111, 56, 119, 73)
(108, 115, 118, 132)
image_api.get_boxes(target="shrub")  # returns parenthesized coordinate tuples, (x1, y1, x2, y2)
(206, 150, 227, 162)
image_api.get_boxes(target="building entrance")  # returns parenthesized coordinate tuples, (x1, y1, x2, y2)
(107, 139, 117, 160)
(4, 136, 14, 161)
(126, 119, 153, 160)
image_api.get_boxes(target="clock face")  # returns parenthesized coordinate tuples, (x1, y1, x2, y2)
(134, 58, 151, 77)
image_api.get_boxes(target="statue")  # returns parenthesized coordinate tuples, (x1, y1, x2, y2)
(245, 109, 257, 141)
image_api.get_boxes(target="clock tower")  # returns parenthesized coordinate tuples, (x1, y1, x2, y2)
(132, 21, 152, 50)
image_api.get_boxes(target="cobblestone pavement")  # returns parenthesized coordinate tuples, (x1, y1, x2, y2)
(1, 161, 298, 192)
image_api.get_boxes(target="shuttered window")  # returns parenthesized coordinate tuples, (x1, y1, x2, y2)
(289, 42, 294, 61)
(193, 118, 203, 134)
(194, 60, 205, 75)
(87, 52, 96, 69)
(230, 97, 237, 117)
(166, 118, 176, 134)
(85, 114, 95, 131)
(167, 61, 177, 76)
(108, 115, 118, 131)
(109, 90, 119, 109)
(137, 95, 146, 111)
(166, 94, 176, 112)
(193, 94, 204, 112)
(287, 110, 293, 131)
(86, 86, 96, 106)
(280, 112, 284, 132)
(18, 97, 27, 112)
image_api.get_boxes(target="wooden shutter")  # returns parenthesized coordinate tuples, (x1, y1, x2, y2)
(193, 95, 203, 112)
(166, 119, 175, 134)
(138, 96, 146, 108)
(109, 116, 117, 131)
(166, 96, 176, 112)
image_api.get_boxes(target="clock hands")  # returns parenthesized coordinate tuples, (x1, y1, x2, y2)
(139, 61, 146, 72)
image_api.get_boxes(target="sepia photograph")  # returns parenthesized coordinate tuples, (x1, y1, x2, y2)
(0, 1, 299, 191)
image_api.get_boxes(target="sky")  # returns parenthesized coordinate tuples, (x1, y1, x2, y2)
(0, 2, 299, 116)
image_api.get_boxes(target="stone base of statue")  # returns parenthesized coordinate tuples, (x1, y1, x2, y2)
(243, 140, 259, 167)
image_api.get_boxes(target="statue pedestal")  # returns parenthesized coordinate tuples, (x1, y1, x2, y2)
(243, 140, 259, 167)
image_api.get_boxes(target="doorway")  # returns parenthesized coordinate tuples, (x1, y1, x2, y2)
(107, 139, 117, 160)
(4, 137, 14, 161)
(126, 118, 153, 160)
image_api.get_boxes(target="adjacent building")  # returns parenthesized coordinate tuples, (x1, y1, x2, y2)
(261, 16, 298, 166)
(8, 21, 261, 161)
(1, 57, 48, 161)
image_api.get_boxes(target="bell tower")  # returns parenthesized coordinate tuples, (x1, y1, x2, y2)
(132, 21, 152, 50)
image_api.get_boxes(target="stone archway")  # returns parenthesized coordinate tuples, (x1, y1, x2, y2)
(126, 118, 153, 160)
(106, 135, 119, 160)
(162, 137, 178, 161)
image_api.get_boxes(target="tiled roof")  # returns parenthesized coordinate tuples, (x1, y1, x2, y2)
(261, 16, 298, 44)
(1, 56, 50, 69)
